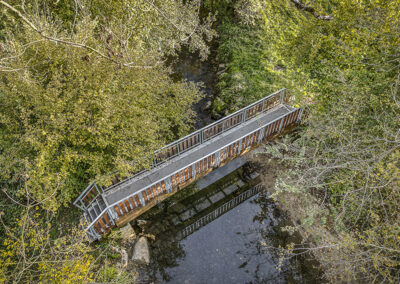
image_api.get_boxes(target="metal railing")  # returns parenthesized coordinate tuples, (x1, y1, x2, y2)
(84, 106, 303, 240)
(73, 182, 102, 210)
(181, 183, 264, 239)
(152, 88, 292, 166)
(96, 88, 292, 196)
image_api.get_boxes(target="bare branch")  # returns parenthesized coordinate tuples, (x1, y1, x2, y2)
(0, 0, 156, 69)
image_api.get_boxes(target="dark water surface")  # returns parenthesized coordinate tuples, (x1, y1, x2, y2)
(171, 49, 217, 128)
(139, 185, 320, 284)
(160, 195, 309, 283)
(139, 52, 320, 283)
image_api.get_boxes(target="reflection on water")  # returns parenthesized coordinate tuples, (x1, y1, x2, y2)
(139, 182, 320, 283)
(159, 194, 288, 283)
(144, 49, 320, 283)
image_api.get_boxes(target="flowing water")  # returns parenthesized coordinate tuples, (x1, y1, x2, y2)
(170, 49, 217, 128)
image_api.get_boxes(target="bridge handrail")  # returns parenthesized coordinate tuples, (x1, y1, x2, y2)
(94, 88, 292, 197)
(72, 181, 104, 210)
(73, 171, 118, 210)
(153, 88, 290, 160)
(98, 169, 147, 199)
(83, 107, 301, 238)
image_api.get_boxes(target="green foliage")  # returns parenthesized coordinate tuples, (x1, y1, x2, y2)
(214, 16, 276, 115)
(202, 0, 234, 16)
(0, 206, 94, 283)
(97, 264, 134, 283)
(259, 0, 400, 281)
(0, 1, 215, 281)
(0, 0, 215, 210)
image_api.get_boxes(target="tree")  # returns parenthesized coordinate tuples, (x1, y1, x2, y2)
(0, 0, 216, 210)
(254, 0, 400, 282)
(0, 201, 94, 283)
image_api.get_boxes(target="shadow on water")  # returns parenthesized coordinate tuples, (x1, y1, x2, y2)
(137, 48, 322, 283)
(135, 166, 321, 283)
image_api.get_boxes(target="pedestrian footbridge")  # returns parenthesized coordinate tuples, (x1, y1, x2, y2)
(73, 89, 304, 241)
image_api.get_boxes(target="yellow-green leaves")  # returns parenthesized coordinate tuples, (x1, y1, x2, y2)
(0, 0, 208, 210)
(0, 207, 94, 283)
(259, 0, 400, 282)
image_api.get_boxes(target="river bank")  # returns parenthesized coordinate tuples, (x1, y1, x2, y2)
(249, 144, 339, 283)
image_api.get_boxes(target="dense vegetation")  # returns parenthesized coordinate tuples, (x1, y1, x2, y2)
(0, 0, 399, 282)
(213, 16, 276, 114)
(253, 0, 399, 282)
(0, 0, 214, 282)
(207, 0, 399, 282)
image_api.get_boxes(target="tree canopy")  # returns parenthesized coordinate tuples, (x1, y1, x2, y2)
(0, 1, 215, 282)
(257, 0, 400, 281)
(0, 0, 215, 210)
(1, 0, 399, 282)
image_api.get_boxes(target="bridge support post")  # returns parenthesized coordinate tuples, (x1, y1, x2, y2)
(94, 183, 102, 195)
(238, 139, 243, 153)
(191, 164, 196, 179)
(258, 128, 265, 143)
(278, 117, 284, 133)
(107, 208, 117, 224)
(87, 226, 101, 241)
(297, 109, 304, 122)
(165, 178, 173, 193)
(215, 150, 221, 167)
(279, 89, 285, 104)
(137, 190, 146, 205)
(79, 200, 86, 211)
(102, 195, 118, 222)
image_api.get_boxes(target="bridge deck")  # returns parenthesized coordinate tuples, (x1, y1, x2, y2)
(103, 105, 292, 205)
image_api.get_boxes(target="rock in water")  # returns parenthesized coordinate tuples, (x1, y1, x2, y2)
(132, 237, 150, 264)
(137, 219, 147, 226)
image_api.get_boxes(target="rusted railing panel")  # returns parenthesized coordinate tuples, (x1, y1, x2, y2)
(74, 89, 302, 241)
(83, 106, 302, 241)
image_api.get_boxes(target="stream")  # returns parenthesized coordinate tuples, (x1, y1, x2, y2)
(133, 51, 321, 283)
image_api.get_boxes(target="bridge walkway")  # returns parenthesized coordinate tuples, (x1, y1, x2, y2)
(104, 105, 290, 205)
(74, 89, 304, 241)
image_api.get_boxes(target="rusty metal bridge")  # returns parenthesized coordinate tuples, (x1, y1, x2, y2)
(73, 89, 304, 241)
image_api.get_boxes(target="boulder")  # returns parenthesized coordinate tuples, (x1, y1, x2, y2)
(202, 100, 213, 111)
(119, 223, 136, 246)
(136, 219, 147, 226)
(132, 237, 150, 265)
